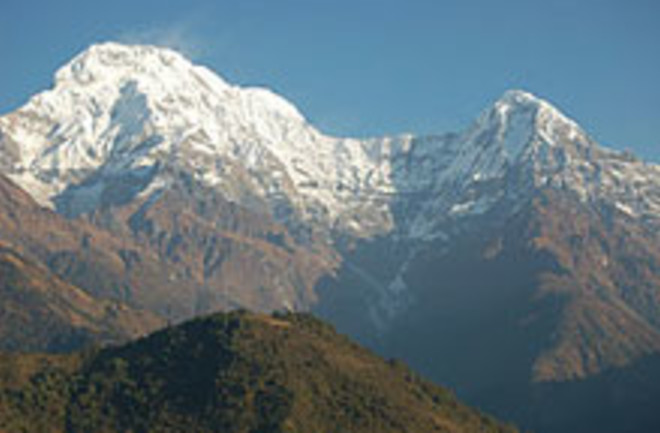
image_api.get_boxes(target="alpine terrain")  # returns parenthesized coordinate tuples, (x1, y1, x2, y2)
(1, 42, 659, 432)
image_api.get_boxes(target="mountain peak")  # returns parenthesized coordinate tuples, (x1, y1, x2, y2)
(462, 89, 587, 167)
(492, 89, 580, 131)
(0, 42, 314, 213)
(48, 41, 306, 125)
(495, 89, 582, 141)
(12, 40, 308, 161)
(54, 42, 201, 87)
(497, 88, 541, 105)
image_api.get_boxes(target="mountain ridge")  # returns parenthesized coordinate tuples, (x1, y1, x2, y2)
(2, 41, 659, 354)
(4, 42, 658, 245)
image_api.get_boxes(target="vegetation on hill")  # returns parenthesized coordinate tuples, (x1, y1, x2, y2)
(0, 311, 517, 433)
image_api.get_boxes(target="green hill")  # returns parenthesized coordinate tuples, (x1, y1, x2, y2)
(0, 311, 517, 433)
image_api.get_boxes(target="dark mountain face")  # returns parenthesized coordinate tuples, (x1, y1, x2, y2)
(386, 189, 660, 379)
(369, 189, 660, 433)
(0, 311, 517, 433)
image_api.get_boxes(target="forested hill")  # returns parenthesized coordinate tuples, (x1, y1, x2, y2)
(0, 310, 517, 433)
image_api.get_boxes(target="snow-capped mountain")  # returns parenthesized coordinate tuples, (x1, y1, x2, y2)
(0, 42, 400, 237)
(2, 41, 660, 433)
(4, 41, 660, 328)
(2, 42, 659, 248)
(3, 41, 660, 327)
(394, 89, 660, 241)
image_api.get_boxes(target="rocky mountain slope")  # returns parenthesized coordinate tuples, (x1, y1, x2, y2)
(0, 311, 517, 433)
(0, 240, 161, 352)
(0, 169, 335, 321)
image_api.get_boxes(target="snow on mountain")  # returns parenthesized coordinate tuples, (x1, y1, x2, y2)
(1, 42, 659, 245)
(0, 43, 397, 236)
(399, 89, 660, 242)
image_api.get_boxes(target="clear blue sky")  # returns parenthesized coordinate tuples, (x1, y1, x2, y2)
(1, 0, 658, 160)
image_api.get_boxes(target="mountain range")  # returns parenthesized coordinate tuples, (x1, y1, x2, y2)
(1, 42, 659, 433)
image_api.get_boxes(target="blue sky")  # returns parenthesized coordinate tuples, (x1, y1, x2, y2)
(1, 0, 658, 160)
